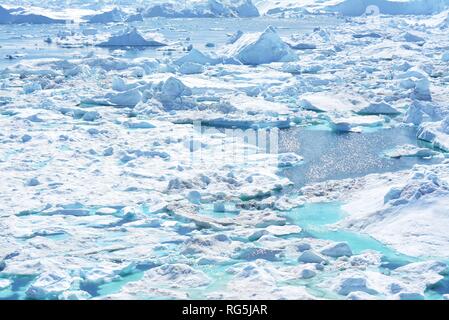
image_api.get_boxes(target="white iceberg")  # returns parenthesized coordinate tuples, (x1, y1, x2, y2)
(225, 26, 297, 65)
(97, 28, 167, 47)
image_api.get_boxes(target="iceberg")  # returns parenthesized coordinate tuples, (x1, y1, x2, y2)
(179, 62, 205, 75)
(0, 5, 66, 24)
(144, 0, 259, 18)
(225, 26, 297, 65)
(357, 102, 401, 115)
(97, 28, 167, 47)
(174, 48, 219, 66)
(84, 8, 124, 24)
(417, 117, 449, 151)
(324, 0, 449, 16)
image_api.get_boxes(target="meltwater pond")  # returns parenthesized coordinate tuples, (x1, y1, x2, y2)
(279, 125, 443, 187)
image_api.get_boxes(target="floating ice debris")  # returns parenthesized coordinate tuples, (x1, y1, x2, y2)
(0, 5, 67, 24)
(298, 250, 327, 264)
(384, 145, 437, 159)
(320, 242, 353, 258)
(0, 279, 12, 290)
(26, 270, 73, 299)
(98, 28, 167, 47)
(126, 13, 144, 22)
(277, 153, 303, 167)
(85, 8, 124, 23)
(265, 225, 302, 236)
(300, 269, 316, 279)
(174, 48, 219, 66)
(322, 0, 449, 16)
(357, 102, 400, 115)
(159, 77, 192, 103)
(21, 134, 32, 143)
(227, 30, 243, 44)
(236, 247, 281, 261)
(144, 0, 259, 18)
(403, 32, 425, 44)
(26, 177, 40, 187)
(213, 201, 226, 212)
(225, 26, 297, 65)
(418, 116, 449, 151)
(81, 111, 101, 122)
(334, 276, 377, 296)
(179, 62, 205, 75)
(299, 93, 367, 113)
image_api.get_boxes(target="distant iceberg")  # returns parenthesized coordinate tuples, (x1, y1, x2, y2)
(84, 8, 124, 23)
(144, 0, 259, 18)
(97, 28, 167, 47)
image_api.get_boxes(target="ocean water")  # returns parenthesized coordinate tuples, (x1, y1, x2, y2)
(279, 125, 443, 187)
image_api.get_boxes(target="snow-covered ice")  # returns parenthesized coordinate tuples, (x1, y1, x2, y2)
(1, 0, 449, 301)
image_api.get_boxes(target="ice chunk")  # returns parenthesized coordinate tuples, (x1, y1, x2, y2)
(26, 177, 40, 187)
(299, 92, 367, 113)
(320, 242, 353, 258)
(187, 191, 202, 204)
(266, 225, 302, 236)
(323, 0, 448, 16)
(225, 26, 297, 65)
(26, 270, 73, 299)
(301, 268, 316, 279)
(98, 28, 166, 47)
(104, 88, 143, 107)
(140, 264, 210, 287)
(277, 153, 303, 167)
(236, 247, 281, 261)
(21, 134, 32, 143)
(298, 250, 327, 264)
(82, 111, 101, 122)
(234, 0, 260, 17)
(85, 8, 124, 24)
(335, 276, 378, 296)
(403, 32, 425, 43)
(418, 117, 449, 151)
(442, 52, 449, 62)
(179, 62, 205, 75)
(357, 102, 400, 115)
(413, 78, 432, 101)
(384, 145, 436, 159)
(59, 290, 92, 300)
(0, 5, 66, 24)
(160, 77, 192, 101)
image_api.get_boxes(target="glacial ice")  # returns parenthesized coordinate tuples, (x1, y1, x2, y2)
(1, 0, 449, 301)
(225, 26, 297, 65)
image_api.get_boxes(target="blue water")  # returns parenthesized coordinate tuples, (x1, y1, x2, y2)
(279, 125, 443, 187)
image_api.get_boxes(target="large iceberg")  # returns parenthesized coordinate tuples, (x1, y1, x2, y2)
(225, 26, 297, 65)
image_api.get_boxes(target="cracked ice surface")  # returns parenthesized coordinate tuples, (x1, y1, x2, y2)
(1, 0, 449, 300)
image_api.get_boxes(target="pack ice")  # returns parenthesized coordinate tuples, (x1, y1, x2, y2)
(0, 0, 449, 301)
